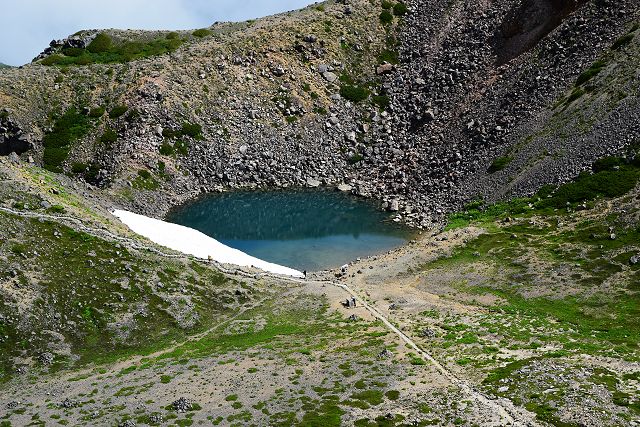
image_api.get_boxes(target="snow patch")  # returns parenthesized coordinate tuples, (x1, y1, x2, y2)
(112, 209, 304, 278)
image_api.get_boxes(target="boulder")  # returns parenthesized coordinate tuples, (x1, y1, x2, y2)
(306, 178, 321, 187)
(322, 71, 338, 82)
(376, 63, 395, 75)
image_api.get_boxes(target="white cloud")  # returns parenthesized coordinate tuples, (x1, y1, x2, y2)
(0, 0, 316, 65)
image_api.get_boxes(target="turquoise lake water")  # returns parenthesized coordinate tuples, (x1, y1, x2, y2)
(165, 189, 411, 271)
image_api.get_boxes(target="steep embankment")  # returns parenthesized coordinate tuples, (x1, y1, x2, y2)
(0, 0, 399, 218)
(383, 0, 640, 216)
(0, 0, 637, 228)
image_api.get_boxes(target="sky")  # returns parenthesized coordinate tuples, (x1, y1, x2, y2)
(0, 0, 317, 66)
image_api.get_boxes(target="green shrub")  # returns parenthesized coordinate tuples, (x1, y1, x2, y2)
(61, 47, 85, 57)
(40, 54, 65, 66)
(88, 107, 105, 118)
(159, 143, 175, 156)
(381, 0, 393, 9)
(87, 33, 113, 53)
(166, 32, 179, 40)
(84, 163, 101, 182)
(592, 156, 624, 172)
(340, 85, 370, 103)
(132, 171, 159, 190)
(125, 108, 140, 123)
(372, 95, 390, 109)
(162, 128, 178, 138)
(47, 205, 65, 214)
(192, 29, 212, 38)
(100, 128, 117, 144)
(181, 122, 202, 138)
(348, 154, 364, 164)
(575, 60, 607, 86)
(378, 49, 399, 64)
(75, 54, 93, 65)
(41, 35, 183, 66)
(174, 140, 189, 155)
(109, 105, 128, 119)
(612, 33, 634, 50)
(43, 108, 91, 172)
(71, 162, 87, 173)
(380, 10, 394, 25)
(43, 147, 71, 172)
(541, 166, 640, 208)
(393, 2, 408, 15)
(566, 88, 586, 104)
(488, 156, 512, 173)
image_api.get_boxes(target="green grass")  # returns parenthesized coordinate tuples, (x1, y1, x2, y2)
(300, 397, 344, 427)
(0, 211, 232, 381)
(385, 390, 400, 400)
(447, 155, 640, 229)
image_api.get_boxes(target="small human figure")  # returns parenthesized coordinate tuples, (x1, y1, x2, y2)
(351, 297, 356, 308)
(303, 270, 307, 280)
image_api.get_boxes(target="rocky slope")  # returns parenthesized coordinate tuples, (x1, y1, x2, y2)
(0, 0, 638, 227)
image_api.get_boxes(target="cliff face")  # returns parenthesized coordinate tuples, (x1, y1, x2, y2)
(0, 0, 639, 227)
(383, 0, 640, 218)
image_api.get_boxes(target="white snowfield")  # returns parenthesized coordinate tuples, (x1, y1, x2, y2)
(112, 210, 304, 278)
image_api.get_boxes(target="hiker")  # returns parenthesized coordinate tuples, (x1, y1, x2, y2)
(351, 297, 356, 308)
(303, 270, 307, 280)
